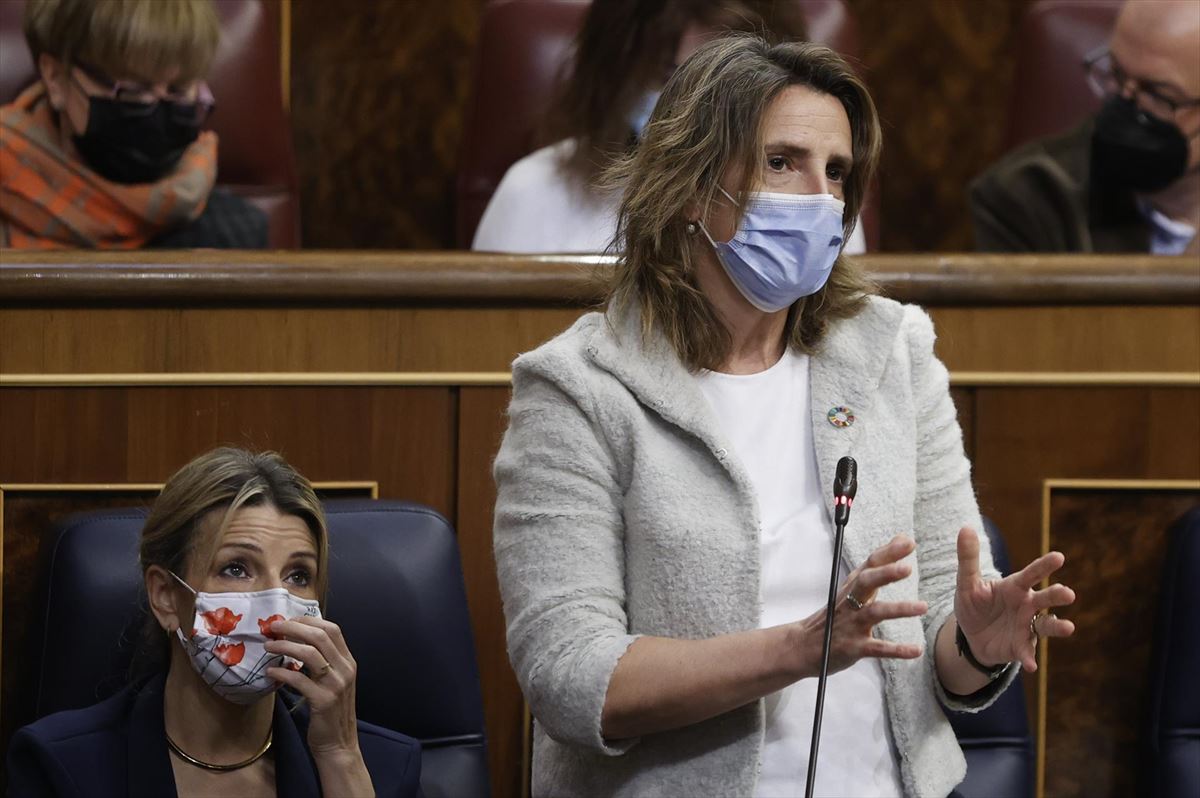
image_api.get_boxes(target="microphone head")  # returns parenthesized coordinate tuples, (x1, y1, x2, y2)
(834, 456, 858, 499)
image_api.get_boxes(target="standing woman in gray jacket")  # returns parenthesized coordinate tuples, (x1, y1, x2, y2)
(493, 36, 1078, 798)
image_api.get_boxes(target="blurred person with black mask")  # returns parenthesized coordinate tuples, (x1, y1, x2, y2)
(0, 0, 267, 249)
(970, 0, 1200, 256)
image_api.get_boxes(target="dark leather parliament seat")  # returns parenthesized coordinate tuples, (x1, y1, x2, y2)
(0, 0, 301, 247)
(30, 500, 489, 798)
(456, 0, 875, 249)
(1143, 506, 1200, 798)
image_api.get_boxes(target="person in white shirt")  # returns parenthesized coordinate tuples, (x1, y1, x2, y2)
(472, 0, 868, 255)
(493, 35, 1077, 798)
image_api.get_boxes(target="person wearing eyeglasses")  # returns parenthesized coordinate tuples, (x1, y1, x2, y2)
(0, 0, 268, 249)
(970, 0, 1200, 255)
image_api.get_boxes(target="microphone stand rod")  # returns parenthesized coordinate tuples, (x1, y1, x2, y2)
(804, 517, 848, 798)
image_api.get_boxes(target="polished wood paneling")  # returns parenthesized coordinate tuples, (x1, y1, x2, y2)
(4, 305, 1195, 377)
(289, 0, 486, 249)
(457, 387, 521, 798)
(286, 0, 1036, 252)
(926, 306, 1200, 374)
(0, 307, 584, 375)
(1042, 487, 1200, 798)
(3, 255, 1196, 377)
(973, 388, 1200, 575)
(0, 387, 456, 513)
(844, 0, 1034, 250)
(4, 252, 1197, 305)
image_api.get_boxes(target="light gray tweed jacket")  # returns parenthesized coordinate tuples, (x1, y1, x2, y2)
(493, 296, 1017, 798)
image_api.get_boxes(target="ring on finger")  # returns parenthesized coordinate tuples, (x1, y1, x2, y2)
(1030, 611, 1058, 638)
(846, 592, 866, 611)
(316, 661, 332, 676)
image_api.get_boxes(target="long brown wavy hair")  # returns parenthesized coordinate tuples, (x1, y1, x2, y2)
(543, 0, 808, 183)
(603, 35, 882, 371)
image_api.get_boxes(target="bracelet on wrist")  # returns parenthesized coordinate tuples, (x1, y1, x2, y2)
(954, 623, 1010, 682)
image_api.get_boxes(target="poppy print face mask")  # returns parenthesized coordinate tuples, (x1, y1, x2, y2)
(170, 572, 322, 705)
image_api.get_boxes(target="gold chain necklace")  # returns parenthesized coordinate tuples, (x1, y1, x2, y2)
(166, 726, 273, 772)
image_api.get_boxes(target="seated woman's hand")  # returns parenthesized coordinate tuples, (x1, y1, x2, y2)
(265, 617, 361, 758)
(953, 526, 1077, 672)
(795, 535, 928, 677)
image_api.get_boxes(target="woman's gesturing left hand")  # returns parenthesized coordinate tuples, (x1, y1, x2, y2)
(265, 617, 373, 795)
(953, 526, 1077, 672)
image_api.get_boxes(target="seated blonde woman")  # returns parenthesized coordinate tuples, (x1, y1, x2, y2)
(7, 448, 420, 797)
(0, 0, 267, 249)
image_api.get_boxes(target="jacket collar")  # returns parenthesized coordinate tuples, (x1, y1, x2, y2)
(807, 298, 903, 559)
(128, 674, 178, 798)
(586, 297, 903, 531)
(273, 691, 322, 797)
(127, 673, 320, 797)
(587, 303, 732, 462)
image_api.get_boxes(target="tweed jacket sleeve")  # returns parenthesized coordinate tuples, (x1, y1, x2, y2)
(905, 306, 1018, 711)
(493, 342, 642, 756)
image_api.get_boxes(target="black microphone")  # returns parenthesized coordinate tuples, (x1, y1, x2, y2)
(805, 456, 857, 798)
(833, 457, 858, 526)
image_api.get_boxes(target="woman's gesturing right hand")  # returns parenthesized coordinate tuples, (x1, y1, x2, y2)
(790, 534, 928, 678)
(601, 534, 930, 740)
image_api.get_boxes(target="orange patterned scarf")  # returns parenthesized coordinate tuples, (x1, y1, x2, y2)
(0, 83, 217, 249)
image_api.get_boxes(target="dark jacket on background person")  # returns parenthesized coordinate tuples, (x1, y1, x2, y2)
(6, 673, 422, 797)
(148, 188, 270, 248)
(969, 119, 1151, 253)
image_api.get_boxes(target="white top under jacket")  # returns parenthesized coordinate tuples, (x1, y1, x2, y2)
(696, 351, 904, 798)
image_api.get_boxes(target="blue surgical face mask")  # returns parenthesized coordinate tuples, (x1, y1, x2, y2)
(699, 189, 846, 312)
(628, 88, 662, 139)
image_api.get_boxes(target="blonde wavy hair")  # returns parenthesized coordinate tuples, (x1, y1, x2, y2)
(23, 0, 220, 83)
(603, 35, 882, 371)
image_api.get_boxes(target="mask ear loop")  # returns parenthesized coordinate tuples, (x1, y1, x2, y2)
(696, 186, 741, 248)
(166, 570, 200, 645)
(168, 570, 198, 595)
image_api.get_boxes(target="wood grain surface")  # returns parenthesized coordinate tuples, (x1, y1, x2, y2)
(1043, 487, 1200, 798)
(456, 386, 523, 798)
(286, 0, 1041, 252)
(3, 252, 1197, 305)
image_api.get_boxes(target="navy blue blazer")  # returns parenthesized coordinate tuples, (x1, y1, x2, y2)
(6, 674, 421, 797)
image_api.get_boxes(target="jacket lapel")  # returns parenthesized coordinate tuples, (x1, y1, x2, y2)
(587, 303, 738, 470)
(809, 299, 904, 567)
(127, 675, 179, 798)
(272, 691, 322, 798)
(126, 676, 321, 798)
